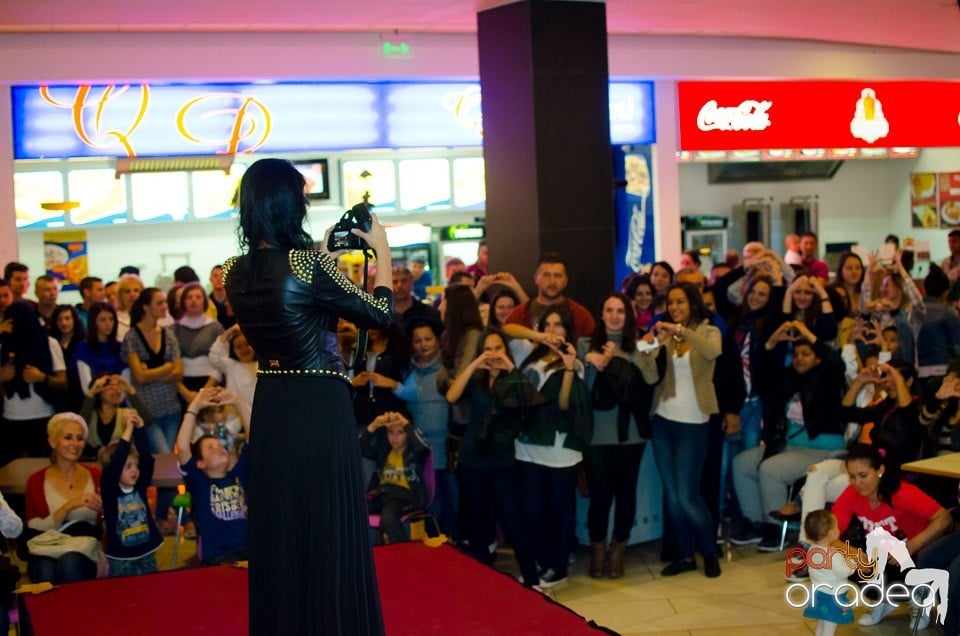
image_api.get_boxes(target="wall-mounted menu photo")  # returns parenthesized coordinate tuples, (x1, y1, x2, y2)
(452, 157, 485, 209)
(399, 159, 450, 211)
(67, 169, 128, 226)
(193, 165, 246, 220)
(130, 172, 189, 222)
(342, 159, 396, 211)
(910, 173, 938, 228)
(14, 170, 66, 228)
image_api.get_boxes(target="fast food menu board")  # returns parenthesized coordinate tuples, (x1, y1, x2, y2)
(911, 173, 938, 228)
(938, 173, 960, 228)
(43, 230, 88, 291)
(911, 172, 960, 228)
(14, 171, 65, 229)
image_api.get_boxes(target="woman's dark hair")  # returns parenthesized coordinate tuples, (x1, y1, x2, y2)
(130, 287, 162, 325)
(650, 261, 674, 285)
(666, 281, 709, 326)
(441, 285, 484, 369)
(237, 158, 312, 252)
(732, 273, 774, 335)
(623, 274, 653, 302)
(791, 276, 824, 328)
(520, 305, 575, 371)
(844, 443, 900, 506)
(834, 252, 865, 288)
(487, 288, 521, 328)
(682, 248, 701, 267)
(178, 282, 210, 314)
(889, 359, 919, 397)
(589, 292, 636, 354)
(166, 286, 184, 322)
(470, 327, 514, 386)
(925, 264, 951, 299)
(48, 304, 86, 347)
(85, 302, 119, 349)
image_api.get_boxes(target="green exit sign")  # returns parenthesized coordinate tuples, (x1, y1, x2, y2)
(382, 41, 411, 58)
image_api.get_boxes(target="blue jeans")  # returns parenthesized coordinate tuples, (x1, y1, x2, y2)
(917, 533, 960, 636)
(147, 411, 181, 454)
(650, 415, 717, 560)
(719, 396, 763, 520)
(457, 464, 539, 586)
(147, 411, 182, 524)
(427, 469, 459, 541)
(107, 554, 157, 577)
(515, 460, 578, 577)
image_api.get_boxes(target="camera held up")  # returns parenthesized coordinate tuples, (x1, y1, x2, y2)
(327, 202, 374, 252)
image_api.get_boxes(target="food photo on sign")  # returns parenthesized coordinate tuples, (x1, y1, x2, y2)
(910, 173, 938, 229)
(43, 230, 88, 291)
(938, 172, 960, 227)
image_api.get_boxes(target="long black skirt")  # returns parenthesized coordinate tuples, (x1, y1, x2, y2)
(248, 375, 384, 635)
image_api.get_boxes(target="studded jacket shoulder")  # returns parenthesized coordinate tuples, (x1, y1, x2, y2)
(223, 248, 393, 381)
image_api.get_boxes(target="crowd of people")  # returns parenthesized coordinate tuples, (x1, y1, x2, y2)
(1, 226, 960, 634)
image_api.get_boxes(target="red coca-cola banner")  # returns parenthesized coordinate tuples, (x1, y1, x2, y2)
(677, 81, 960, 150)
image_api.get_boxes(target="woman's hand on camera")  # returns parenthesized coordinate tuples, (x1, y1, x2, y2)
(320, 225, 351, 260)
(352, 213, 389, 253)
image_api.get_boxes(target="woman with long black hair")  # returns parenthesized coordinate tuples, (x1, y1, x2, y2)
(225, 158, 394, 635)
(578, 292, 652, 578)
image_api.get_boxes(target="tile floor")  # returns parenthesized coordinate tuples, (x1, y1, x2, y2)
(9, 536, 939, 635)
(492, 540, 939, 635)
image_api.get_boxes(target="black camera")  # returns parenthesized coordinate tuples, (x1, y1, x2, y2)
(327, 203, 373, 252)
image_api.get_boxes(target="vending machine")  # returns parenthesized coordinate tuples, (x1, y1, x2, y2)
(681, 215, 728, 276)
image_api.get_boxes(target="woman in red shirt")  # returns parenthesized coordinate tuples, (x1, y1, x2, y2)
(832, 443, 951, 627)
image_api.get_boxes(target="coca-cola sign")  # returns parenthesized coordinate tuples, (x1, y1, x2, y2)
(678, 80, 960, 150)
(697, 99, 773, 132)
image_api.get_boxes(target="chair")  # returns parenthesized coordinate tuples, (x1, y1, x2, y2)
(368, 451, 437, 544)
(769, 477, 805, 551)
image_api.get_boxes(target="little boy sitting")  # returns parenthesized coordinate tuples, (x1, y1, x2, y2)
(176, 387, 250, 565)
(100, 410, 163, 576)
(360, 411, 430, 544)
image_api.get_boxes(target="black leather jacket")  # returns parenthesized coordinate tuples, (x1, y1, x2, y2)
(224, 248, 394, 380)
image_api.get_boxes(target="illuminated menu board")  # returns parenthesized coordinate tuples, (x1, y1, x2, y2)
(67, 169, 128, 226)
(452, 157, 485, 209)
(342, 160, 396, 212)
(130, 173, 190, 222)
(399, 159, 450, 211)
(11, 81, 655, 159)
(14, 171, 65, 228)
(193, 165, 245, 220)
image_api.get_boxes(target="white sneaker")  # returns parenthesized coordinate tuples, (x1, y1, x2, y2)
(858, 602, 896, 626)
(909, 603, 931, 631)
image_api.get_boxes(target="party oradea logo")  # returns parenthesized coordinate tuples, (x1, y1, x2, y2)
(784, 527, 950, 625)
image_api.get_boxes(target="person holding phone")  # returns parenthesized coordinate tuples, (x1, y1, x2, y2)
(225, 158, 394, 635)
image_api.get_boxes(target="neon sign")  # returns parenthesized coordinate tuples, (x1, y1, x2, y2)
(12, 80, 655, 159)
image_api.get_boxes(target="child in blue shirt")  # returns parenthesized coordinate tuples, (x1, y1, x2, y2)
(100, 410, 163, 577)
(177, 387, 250, 565)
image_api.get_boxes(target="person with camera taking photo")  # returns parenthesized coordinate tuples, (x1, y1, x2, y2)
(224, 158, 393, 636)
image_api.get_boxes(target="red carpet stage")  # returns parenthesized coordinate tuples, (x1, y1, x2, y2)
(24, 543, 612, 635)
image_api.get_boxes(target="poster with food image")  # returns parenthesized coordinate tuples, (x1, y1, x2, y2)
(43, 230, 88, 291)
(938, 173, 960, 227)
(910, 173, 938, 228)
